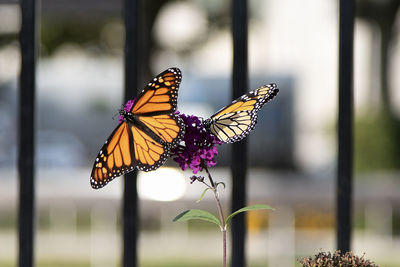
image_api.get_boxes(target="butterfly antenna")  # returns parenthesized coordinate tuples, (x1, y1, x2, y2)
(112, 111, 120, 121)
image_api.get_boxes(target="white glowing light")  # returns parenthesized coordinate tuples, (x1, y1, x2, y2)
(138, 168, 186, 201)
(154, 1, 208, 51)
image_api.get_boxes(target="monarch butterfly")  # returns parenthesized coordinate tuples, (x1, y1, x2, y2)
(90, 68, 185, 189)
(203, 83, 279, 143)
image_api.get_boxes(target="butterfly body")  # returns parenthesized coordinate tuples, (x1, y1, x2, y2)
(91, 68, 184, 189)
(118, 110, 167, 145)
(204, 83, 279, 143)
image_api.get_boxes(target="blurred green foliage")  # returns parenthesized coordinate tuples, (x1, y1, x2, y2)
(40, 19, 122, 56)
(393, 211, 400, 236)
(42, 22, 95, 50)
(353, 211, 366, 230)
(355, 108, 400, 172)
(0, 211, 15, 230)
(0, 34, 16, 47)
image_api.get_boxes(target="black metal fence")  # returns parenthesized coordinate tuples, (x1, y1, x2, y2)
(16, 0, 354, 266)
(18, 0, 38, 266)
(337, 0, 354, 253)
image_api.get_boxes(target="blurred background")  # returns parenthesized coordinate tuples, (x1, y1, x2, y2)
(1, 0, 400, 266)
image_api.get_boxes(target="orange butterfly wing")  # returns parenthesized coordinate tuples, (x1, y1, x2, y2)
(91, 122, 136, 189)
(129, 123, 170, 172)
(134, 114, 184, 171)
(91, 119, 179, 189)
(130, 68, 181, 115)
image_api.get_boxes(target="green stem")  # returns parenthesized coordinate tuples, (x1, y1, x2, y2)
(204, 165, 215, 187)
(204, 165, 226, 267)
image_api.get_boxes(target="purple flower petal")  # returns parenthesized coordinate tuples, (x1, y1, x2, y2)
(171, 111, 221, 174)
(119, 98, 137, 123)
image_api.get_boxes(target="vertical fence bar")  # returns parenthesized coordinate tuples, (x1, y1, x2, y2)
(123, 0, 139, 266)
(231, 0, 248, 266)
(18, 0, 38, 266)
(337, 0, 355, 253)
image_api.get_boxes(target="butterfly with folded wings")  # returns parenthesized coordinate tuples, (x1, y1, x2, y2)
(204, 84, 279, 143)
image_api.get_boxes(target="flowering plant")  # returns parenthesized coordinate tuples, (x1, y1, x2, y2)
(171, 112, 222, 173)
(298, 250, 378, 267)
(170, 112, 273, 267)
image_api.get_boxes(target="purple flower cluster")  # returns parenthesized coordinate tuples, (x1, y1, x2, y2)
(172, 112, 222, 174)
(118, 98, 136, 123)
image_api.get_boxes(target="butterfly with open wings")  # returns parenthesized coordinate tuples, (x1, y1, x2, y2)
(90, 68, 185, 189)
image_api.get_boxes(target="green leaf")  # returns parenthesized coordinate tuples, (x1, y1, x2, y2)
(173, 209, 221, 227)
(225, 204, 274, 225)
(196, 188, 210, 203)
